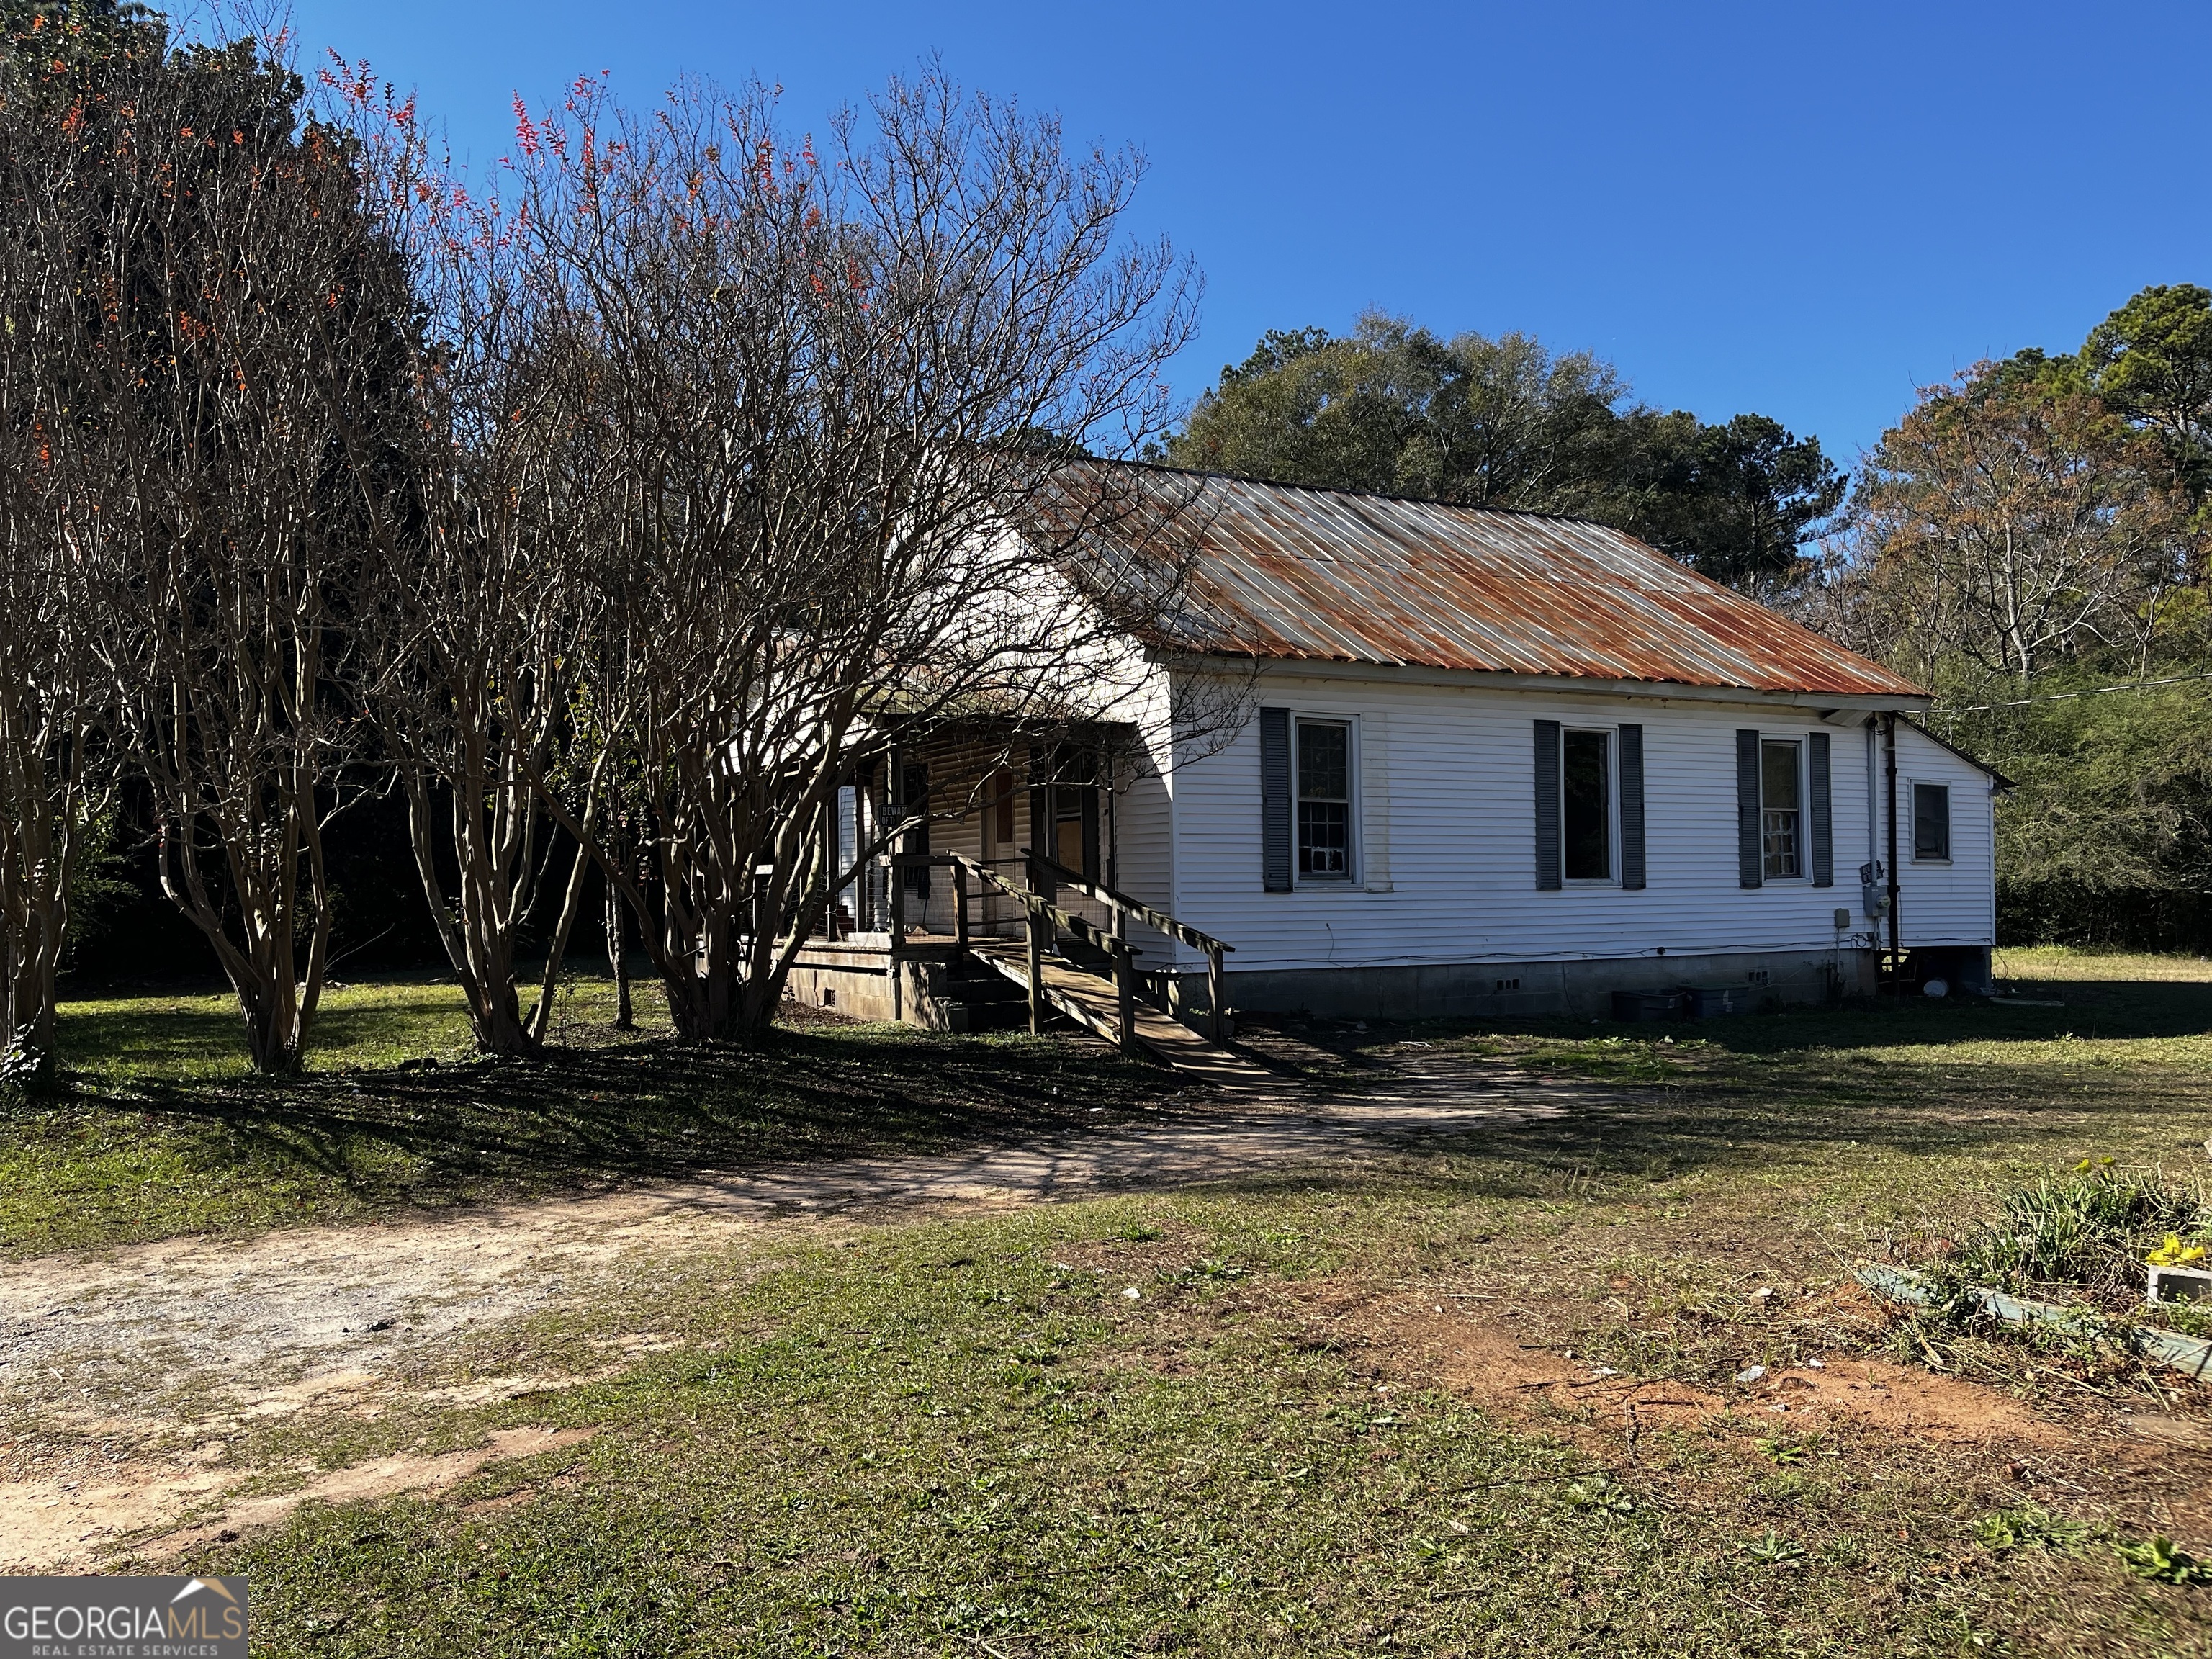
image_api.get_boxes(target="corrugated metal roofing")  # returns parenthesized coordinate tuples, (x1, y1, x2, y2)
(1087, 468, 1925, 701)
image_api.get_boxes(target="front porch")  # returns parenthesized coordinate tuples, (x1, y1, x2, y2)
(777, 727, 1244, 1072)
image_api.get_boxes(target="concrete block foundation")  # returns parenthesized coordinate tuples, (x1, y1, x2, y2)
(1170, 947, 1878, 1023)
(782, 953, 974, 1031)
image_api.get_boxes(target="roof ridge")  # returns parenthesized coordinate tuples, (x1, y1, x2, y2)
(1101, 454, 1611, 526)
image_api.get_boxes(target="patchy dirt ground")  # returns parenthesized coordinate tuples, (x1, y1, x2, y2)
(1, 1051, 1598, 1377)
(8, 1033, 2204, 1602)
(1292, 1275, 2212, 1591)
(2, 1426, 594, 1570)
(0, 1050, 1612, 1569)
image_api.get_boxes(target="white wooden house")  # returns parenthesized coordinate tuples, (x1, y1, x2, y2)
(784, 467, 2002, 1044)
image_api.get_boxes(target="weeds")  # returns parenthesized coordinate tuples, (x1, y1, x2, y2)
(2113, 1534, 2212, 1585)
(1973, 1506, 2090, 1557)
(1744, 1528, 1807, 1567)
(1940, 1159, 2207, 1308)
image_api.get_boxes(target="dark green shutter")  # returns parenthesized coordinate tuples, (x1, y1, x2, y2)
(1808, 732, 1833, 887)
(1534, 720, 1562, 890)
(1619, 723, 1645, 890)
(1260, 709, 1292, 892)
(901, 764, 931, 899)
(1026, 747, 1050, 896)
(1735, 729, 1763, 889)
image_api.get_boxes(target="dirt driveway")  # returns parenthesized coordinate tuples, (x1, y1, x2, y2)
(0, 1048, 1621, 1569)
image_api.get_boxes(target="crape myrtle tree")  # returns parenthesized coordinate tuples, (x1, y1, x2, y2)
(75, 29, 417, 1073)
(0, 9, 137, 1086)
(330, 61, 608, 1057)
(507, 68, 1200, 1041)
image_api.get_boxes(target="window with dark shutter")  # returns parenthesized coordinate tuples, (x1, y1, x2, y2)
(1260, 708, 1292, 892)
(1735, 730, 1763, 889)
(1619, 724, 1645, 889)
(1563, 730, 1611, 880)
(1809, 732, 1833, 886)
(1294, 719, 1353, 878)
(1534, 720, 1562, 890)
(1761, 740, 1802, 878)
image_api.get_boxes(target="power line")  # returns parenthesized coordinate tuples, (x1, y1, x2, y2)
(1933, 670, 2212, 714)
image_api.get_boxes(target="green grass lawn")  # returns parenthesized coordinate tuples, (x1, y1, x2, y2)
(2, 973, 1187, 1256)
(12, 948, 2212, 1654)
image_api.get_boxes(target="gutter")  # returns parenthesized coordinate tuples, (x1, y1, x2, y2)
(1148, 651, 1930, 714)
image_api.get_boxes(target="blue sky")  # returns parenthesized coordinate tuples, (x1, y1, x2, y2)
(286, 0, 2210, 464)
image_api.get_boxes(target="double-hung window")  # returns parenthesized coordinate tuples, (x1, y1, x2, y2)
(1760, 739, 1802, 879)
(1563, 729, 1612, 881)
(1913, 783, 1951, 861)
(1295, 718, 1352, 880)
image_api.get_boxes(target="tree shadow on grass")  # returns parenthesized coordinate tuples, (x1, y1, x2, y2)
(45, 1022, 1193, 1214)
(1237, 976, 2212, 1202)
(56, 998, 253, 1074)
(18, 974, 2207, 1249)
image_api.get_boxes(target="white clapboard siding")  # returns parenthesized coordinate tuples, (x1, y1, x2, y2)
(1143, 667, 1995, 974)
(1108, 755, 1179, 968)
(1892, 721, 2000, 948)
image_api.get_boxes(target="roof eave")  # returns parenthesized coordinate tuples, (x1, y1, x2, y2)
(1149, 649, 1932, 713)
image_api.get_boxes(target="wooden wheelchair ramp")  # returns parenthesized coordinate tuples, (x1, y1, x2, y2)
(971, 943, 1272, 1090)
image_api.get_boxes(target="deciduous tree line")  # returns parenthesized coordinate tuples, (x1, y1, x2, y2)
(0, 11, 1199, 1079)
(1817, 295, 2212, 944)
(1164, 312, 1848, 602)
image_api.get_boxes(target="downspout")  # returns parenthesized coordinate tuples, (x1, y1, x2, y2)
(1863, 719, 1881, 889)
(1882, 712, 1901, 991)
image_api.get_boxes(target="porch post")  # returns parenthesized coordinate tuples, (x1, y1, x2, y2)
(1105, 752, 1125, 941)
(817, 788, 836, 940)
(888, 747, 905, 1021)
(1207, 944, 1226, 1047)
(1114, 940, 1138, 1056)
(1025, 907, 1045, 1035)
(1028, 744, 1054, 903)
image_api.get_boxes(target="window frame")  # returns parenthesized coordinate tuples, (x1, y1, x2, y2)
(1758, 737, 1807, 882)
(1291, 714, 1358, 886)
(1910, 778, 1953, 863)
(1560, 725, 1618, 887)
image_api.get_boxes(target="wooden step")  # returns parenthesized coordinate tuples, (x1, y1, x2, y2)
(971, 945, 1274, 1090)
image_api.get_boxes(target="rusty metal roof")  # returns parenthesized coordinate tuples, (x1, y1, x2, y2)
(1110, 469, 1925, 701)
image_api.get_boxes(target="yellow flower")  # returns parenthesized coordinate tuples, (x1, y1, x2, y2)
(2149, 1235, 2207, 1268)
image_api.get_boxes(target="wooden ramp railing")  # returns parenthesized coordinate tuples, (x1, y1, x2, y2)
(1020, 853, 1235, 1047)
(946, 853, 1244, 1072)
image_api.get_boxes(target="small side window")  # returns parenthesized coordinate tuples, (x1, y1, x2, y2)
(1295, 719, 1353, 879)
(1913, 783, 1951, 861)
